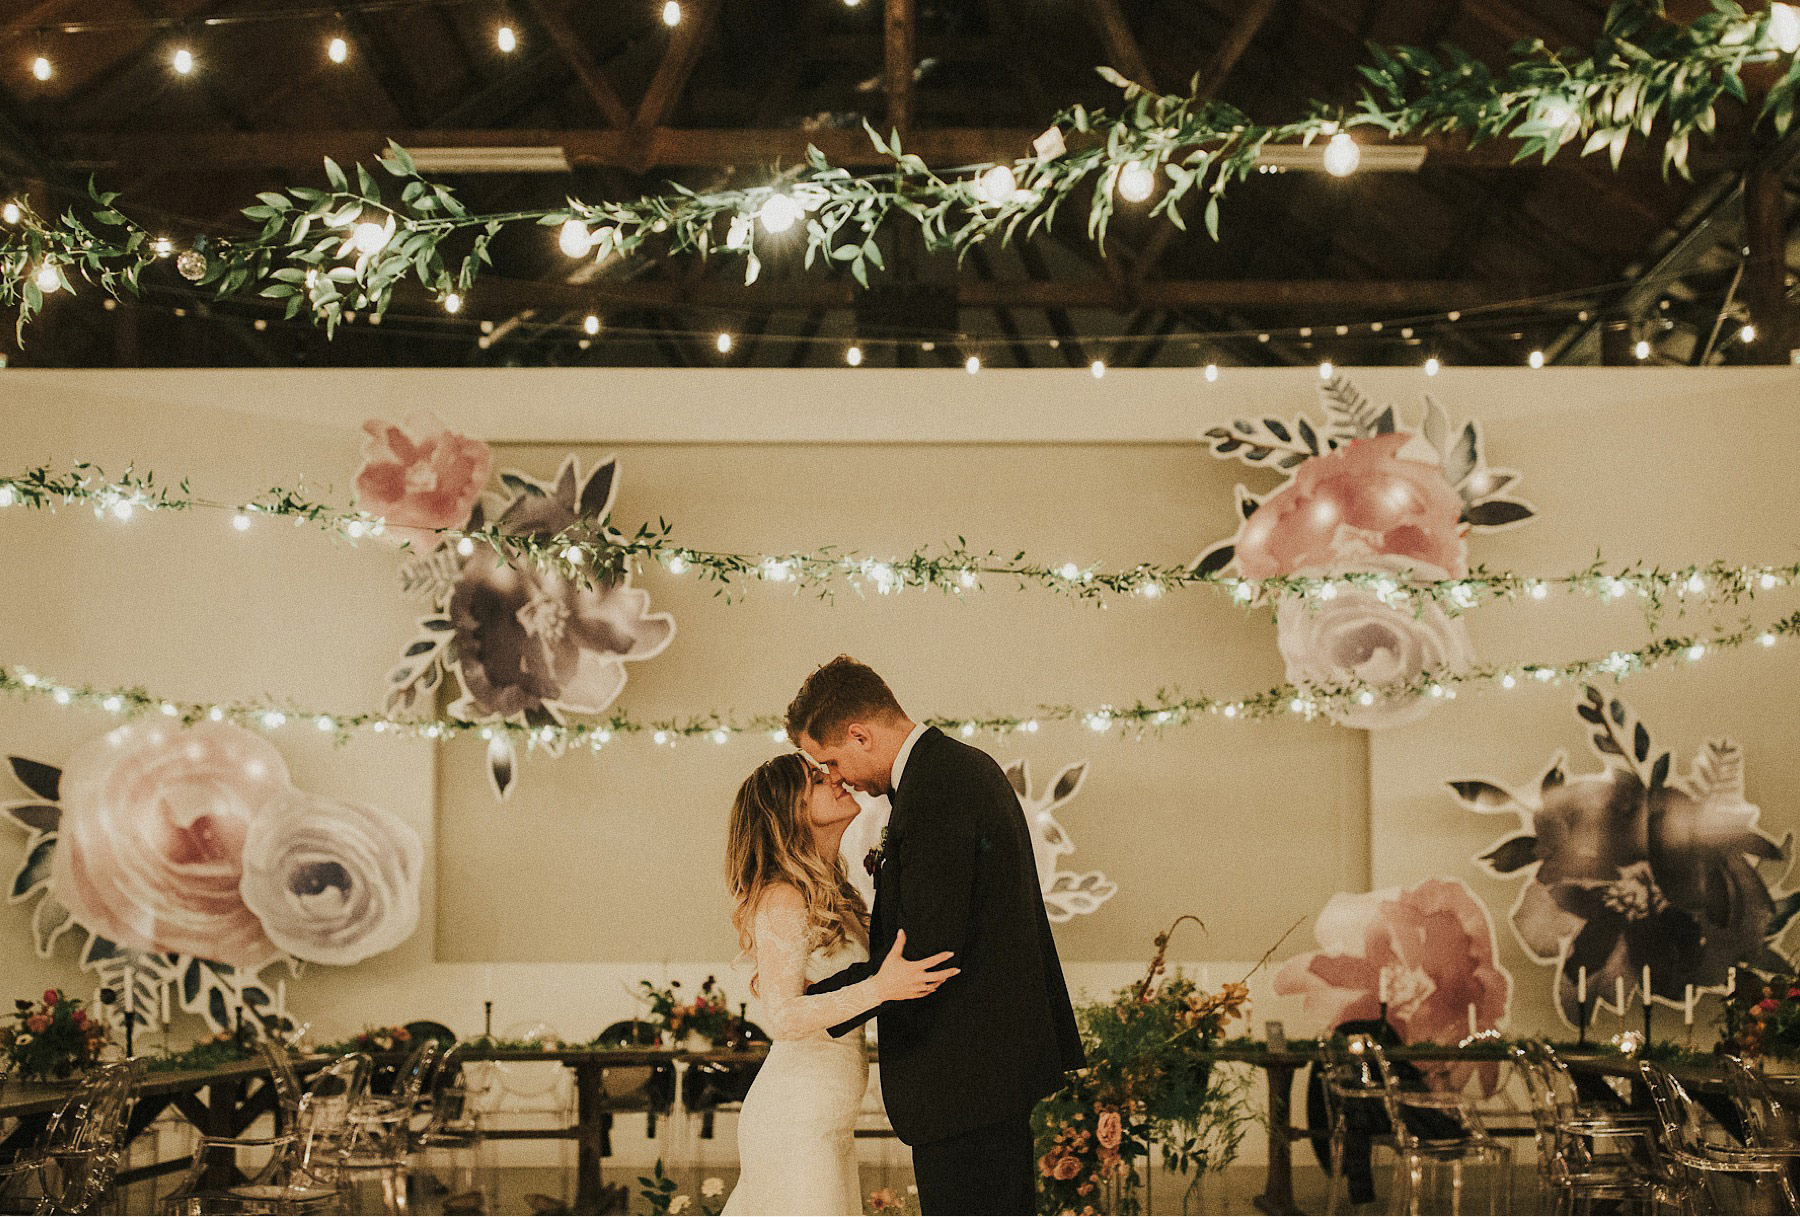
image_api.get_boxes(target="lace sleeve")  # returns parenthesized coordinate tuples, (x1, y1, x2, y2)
(753, 887, 882, 1042)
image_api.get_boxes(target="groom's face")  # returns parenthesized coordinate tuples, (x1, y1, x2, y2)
(798, 724, 888, 795)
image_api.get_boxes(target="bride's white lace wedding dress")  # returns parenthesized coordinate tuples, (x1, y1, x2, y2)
(724, 888, 878, 1216)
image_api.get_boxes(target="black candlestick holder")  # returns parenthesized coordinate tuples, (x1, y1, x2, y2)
(484, 1000, 493, 1040)
(1378, 1001, 1390, 1031)
(122, 1010, 139, 1058)
(1643, 1001, 1653, 1043)
(1577, 997, 1590, 1046)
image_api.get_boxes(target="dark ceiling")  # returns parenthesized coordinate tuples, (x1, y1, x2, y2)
(0, 0, 1791, 368)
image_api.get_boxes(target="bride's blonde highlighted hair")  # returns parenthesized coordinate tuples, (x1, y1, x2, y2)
(727, 753, 868, 991)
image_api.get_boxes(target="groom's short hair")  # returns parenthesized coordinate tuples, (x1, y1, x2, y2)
(786, 655, 906, 744)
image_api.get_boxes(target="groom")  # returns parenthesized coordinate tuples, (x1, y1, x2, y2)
(789, 656, 1084, 1215)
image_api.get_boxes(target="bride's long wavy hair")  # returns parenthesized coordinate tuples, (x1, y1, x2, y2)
(727, 752, 868, 993)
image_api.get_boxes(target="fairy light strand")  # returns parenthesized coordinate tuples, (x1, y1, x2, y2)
(2, 611, 1794, 747)
(1, 463, 1795, 617)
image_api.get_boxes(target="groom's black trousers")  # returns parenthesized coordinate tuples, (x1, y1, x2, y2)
(911, 1114, 1036, 1215)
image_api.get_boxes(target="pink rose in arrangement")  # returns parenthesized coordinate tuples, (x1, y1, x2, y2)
(1233, 434, 1468, 580)
(354, 413, 492, 549)
(1096, 1107, 1122, 1150)
(1275, 877, 1511, 1049)
(50, 722, 285, 966)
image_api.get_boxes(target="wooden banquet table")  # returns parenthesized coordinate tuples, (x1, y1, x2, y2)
(0, 1042, 1771, 1216)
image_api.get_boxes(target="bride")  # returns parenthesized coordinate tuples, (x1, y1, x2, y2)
(723, 753, 957, 1216)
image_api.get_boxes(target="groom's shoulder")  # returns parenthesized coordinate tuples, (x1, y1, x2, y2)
(916, 729, 1011, 788)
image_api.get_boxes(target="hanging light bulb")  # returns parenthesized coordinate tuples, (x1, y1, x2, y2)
(973, 164, 1017, 206)
(34, 262, 59, 293)
(1204, 363, 1219, 382)
(1318, 360, 1334, 379)
(716, 332, 732, 354)
(1, 202, 18, 225)
(663, 0, 682, 25)
(171, 46, 195, 75)
(1740, 322, 1758, 343)
(1424, 356, 1441, 376)
(351, 219, 390, 255)
(1115, 162, 1156, 202)
(1634, 338, 1651, 360)
(1322, 131, 1362, 176)
(327, 35, 349, 63)
(442, 292, 462, 314)
(965, 354, 981, 374)
(497, 23, 518, 52)
(757, 192, 803, 233)
(1772, 2, 1800, 53)
(1090, 359, 1106, 378)
(583, 313, 601, 336)
(31, 55, 51, 82)
(845, 345, 863, 366)
(558, 218, 593, 257)
(1528, 349, 1545, 369)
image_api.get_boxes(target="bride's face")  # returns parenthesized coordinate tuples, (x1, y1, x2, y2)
(804, 767, 862, 830)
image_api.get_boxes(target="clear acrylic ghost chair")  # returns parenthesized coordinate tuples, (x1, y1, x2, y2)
(160, 1051, 373, 1216)
(1363, 1038, 1512, 1215)
(408, 1041, 494, 1211)
(1642, 1059, 1800, 1215)
(1508, 1040, 1654, 1213)
(1319, 1035, 1394, 1215)
(0, 1060, 142, 1215)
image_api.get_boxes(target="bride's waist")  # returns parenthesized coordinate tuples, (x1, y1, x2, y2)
(767, 1033, 866, 1054)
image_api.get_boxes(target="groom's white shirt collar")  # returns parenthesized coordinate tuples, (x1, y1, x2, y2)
(888, 721, 929, 799)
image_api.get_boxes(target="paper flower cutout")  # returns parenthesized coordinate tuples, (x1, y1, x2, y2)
(1452, 687, 1798, 1023)
(354, 413, 492, 549)
(1193, 378, 1534, 730)
(240, 789, 423, 967)
(388, 455, 675, 798)
(1004, 758, 1116, 922)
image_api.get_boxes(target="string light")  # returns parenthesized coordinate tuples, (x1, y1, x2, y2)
(327, 35, 348, 63)
(1740, 323, 1757, 343)
(1318, 360, 1334, 379)
(583, 313, 601, 336)
(1425, 356, 1441, 376)
(1772, 2, 1800, 53)
(1528, 349, 1545, 368)
(1322, 132, 1361, 176)
(1115, 162, 1157, 202)
(1090, 359, 1106, 378)
(757, 192, 803, 234)
(715, 331, 732, 354)
(662, 1, 682, 25)
(1635, 338, 1652, 360)
(965, 355, 981, 374)
(558, 219, 593, 257)
(496, 23, 518, 52)
(171, 46, 195, 75)
(31, 55, 51, 81)
(973, 165, 1017, 207)
(1204, 363, 1219, 382)
(34, 263, 59, 293)
(1, 202, 18, 225)
(441, 292, 462, 314)
(845, 345, 863, 366)
(350, 219, 390, 255)
(232, 512, 251, 532)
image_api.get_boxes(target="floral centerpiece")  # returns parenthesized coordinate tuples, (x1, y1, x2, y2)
(639, 976, 731, 1047)
(1033, 918, 1259, 1216)
(2, 989, 111, 1080)
(1721, 973, 1800, 1064)
(319, 1024, 414, 1054)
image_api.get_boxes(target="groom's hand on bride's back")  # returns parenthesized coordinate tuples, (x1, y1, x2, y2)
(873, 929, 958, 1003)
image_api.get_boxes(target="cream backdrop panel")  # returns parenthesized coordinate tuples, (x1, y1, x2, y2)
(1, 365, 1795, 1064)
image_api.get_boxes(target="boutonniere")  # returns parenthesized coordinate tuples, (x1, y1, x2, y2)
(863, 825, 891, 876)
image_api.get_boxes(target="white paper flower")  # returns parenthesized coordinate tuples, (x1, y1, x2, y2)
(1275, 557, 1474, 730)
(239, 789, 423, 966)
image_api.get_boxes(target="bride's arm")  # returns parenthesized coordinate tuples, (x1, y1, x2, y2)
(753, 885, 885, 1041)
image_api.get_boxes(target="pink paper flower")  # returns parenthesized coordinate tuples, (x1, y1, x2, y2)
(354, 413, 491, 548)
(50, 722, 284, 966)
(1233, 434, 1468, 580)
(1275, 877, 1511, 1049)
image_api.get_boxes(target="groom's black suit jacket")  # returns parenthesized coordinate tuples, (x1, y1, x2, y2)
(808, 726, 1085, 1146)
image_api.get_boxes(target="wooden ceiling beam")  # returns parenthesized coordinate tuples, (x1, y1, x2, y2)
(1191, 0, 1283, 101)
(637, 0, 721, 130)
(885, 0, 916, 134)
(521, 0, 634, 129)
(1085, 0, 1157, 90)
(421, 274, 1568, 314)
(55, 128, 1755, 175)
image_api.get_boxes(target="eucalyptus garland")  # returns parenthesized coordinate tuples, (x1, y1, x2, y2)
(0, 1, 1794, 336)
(3, 462, 1795, 619)
(3, 609, 1794, 748)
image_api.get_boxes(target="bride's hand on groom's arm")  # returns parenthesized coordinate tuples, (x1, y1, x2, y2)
(873, 929, 959, 1003)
